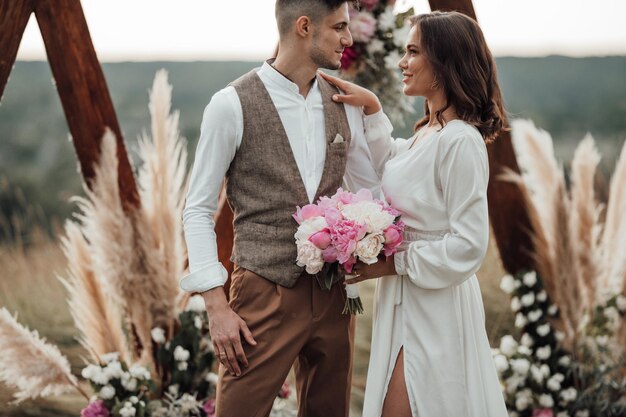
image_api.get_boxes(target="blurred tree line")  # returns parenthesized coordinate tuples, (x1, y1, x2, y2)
(0, 57, 624, 242)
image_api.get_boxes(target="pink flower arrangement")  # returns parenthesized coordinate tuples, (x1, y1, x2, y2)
(294, 188, 404, 313)
(80, 400, 110, 417)
(349, 11, 377, 43)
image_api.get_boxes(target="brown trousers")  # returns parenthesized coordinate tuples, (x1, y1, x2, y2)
(216, 266, 355, 417)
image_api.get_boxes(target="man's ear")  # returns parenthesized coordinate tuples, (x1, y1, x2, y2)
(295, 16, 312, 38)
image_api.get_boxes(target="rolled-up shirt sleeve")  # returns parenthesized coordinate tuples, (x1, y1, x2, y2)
(180, 87, 241, 293)
(394, 131, 490, 289)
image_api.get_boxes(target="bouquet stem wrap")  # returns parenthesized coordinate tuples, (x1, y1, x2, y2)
(343, 278, 364, 315)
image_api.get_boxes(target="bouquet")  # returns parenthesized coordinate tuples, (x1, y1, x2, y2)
(293, 188, 405, 314)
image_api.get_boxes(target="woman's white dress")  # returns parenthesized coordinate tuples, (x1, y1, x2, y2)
(361, 115, 507, 417)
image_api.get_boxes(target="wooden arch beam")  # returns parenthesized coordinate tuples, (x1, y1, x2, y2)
(0, 0, 140, 212)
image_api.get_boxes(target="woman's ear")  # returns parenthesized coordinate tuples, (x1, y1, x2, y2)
(295, 16, 312, 38)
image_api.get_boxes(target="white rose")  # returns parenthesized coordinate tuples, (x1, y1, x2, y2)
(499, 335, 518, 357)
(511, 358, 530, 376)
(205, 372, 219, 385)
(528, 309, 543, 322)
(538, 393, 554, 407)
(294, 217, 328, 241)
(536, 345, 552, 360)
(500, 274, 516, 294)
(521, 333, 534, 347)
(174, 345, 190, 361)
(521, 292, 535, 307)
(355, 233, 385, 264)
(536, 323, 551, 337)
(510, 296, 521, 312)
(104, 361, 123, 379)
(99, 384, 116, 400)
(341, 201, 394, 233)
(493, 354, 509, 373)
(515, 312, 528, 328)
(536, 290, 547, 302)
(185, 294, 206, 313)
(296, 241, 324, 274)
(151, 327, 166, 344)
(367, 38, 385, 55)
(616, 295, 626, 312)
(523, 271, 537, 287)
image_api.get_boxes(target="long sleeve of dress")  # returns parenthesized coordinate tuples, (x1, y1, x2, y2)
(363, 110, 408, 178)
(394, 130, 490, 290)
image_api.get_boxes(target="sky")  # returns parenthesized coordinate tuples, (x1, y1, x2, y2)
(16, 0, 626, 61)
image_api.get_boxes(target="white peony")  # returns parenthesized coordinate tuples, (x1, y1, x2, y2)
(536, 345, 552, 360)
(536, 323, 551, 337)
(510, 296, 521, 312)
(151, 327, 166, 344)
(538, 393, 554, 408)
(341, 201, 394, 233)
(185, 294, 206, 313)
(294, 216, 328, 241)
(296, 241, 324, 274)
(499, 335, 518, 357)
(355, 233, 385, 264)
(99, 384, 116, 400)
(493, 354, 509, 373)
(500, 274, 516, 294)
(521, 292, 535, 307)
(522, 271, 537, 287)
(511, 358, 530, 376)
(174, 345, 190, 362)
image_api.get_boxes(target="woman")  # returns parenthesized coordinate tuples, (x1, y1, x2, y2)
(320, 11, 508, 417)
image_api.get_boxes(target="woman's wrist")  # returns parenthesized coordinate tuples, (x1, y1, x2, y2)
(363, 97, 382, 115)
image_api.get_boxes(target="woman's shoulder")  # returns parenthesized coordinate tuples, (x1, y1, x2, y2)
(438, 119, 486, 151)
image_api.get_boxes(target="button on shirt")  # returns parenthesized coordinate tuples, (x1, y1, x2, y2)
(180, 62, 386, 293)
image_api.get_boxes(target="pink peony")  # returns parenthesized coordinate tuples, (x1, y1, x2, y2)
(203, 399, 216, 417)
(322, 246, 339, 263)
(309, 229, 331, 249)
(349, 11, 377, 43)
(278, 381, 291, 399)
(331, 188, 355, 205)
(343, 256, 357, 273)
(293, 204, 323, 224)
(329, 219, 367, 264)
(383, 220, 405, 256)
(81, 400, 110, 417)
(532, 409, 554, 417)
(352, 188, 374, 203)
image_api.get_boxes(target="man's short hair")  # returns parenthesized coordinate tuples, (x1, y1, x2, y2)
(275, 0, 359, 37)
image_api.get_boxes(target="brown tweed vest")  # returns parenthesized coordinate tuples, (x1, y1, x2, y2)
(226, 70, 351, 287)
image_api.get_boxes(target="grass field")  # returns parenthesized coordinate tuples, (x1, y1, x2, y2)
(0, 230, 512, 416)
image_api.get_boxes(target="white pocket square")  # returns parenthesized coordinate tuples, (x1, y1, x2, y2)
(332, 134, 344, 144)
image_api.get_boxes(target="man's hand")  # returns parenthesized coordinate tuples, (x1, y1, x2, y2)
(345, 255, 397, 285)
(202, 287, 257, 376)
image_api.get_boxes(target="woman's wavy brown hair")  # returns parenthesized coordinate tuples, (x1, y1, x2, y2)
(410, 12, 507, 143)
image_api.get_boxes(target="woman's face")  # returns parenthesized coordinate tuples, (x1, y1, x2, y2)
(398, 25, 437, 97)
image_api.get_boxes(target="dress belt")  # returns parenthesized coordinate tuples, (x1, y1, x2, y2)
(394, 226, 450, 305)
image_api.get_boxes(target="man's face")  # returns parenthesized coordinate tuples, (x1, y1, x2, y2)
(309, 3, 353, 70)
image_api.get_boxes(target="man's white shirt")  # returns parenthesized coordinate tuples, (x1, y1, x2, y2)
(180, 61, 386, 293)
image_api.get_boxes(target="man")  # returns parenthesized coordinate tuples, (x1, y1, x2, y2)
(180, 1, 383, 415)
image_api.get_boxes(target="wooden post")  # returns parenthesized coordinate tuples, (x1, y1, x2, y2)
(428, 0, 535, 273)
(0, 0, 35, 101)
(33, 0, 140, 212)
